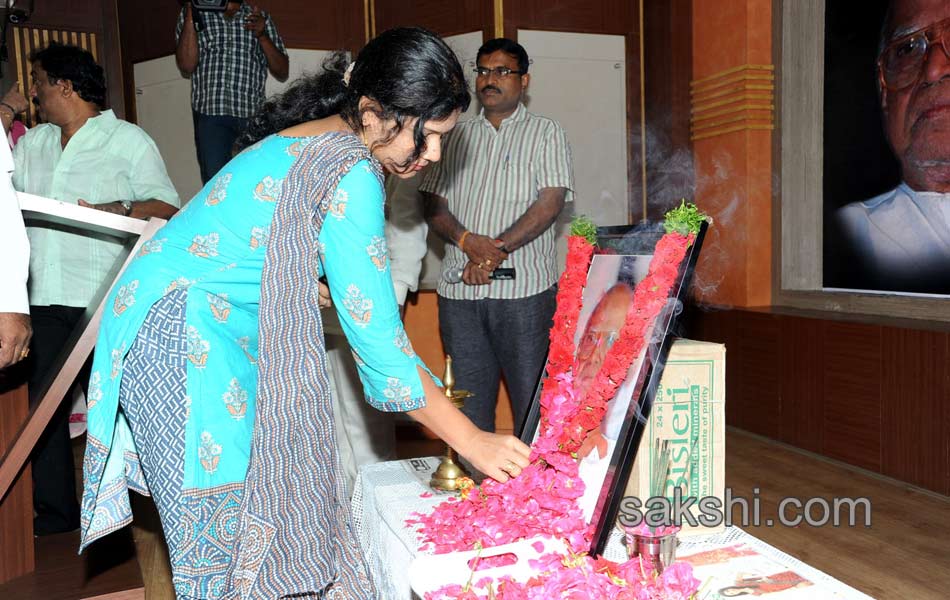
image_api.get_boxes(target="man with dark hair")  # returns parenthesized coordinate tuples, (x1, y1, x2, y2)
(176, 1, 289, 183)
(1, 42, 180, 535)
(836, 0, 950, 292)
(421, 38, 574, 440)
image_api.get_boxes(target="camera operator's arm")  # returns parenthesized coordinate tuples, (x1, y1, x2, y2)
(175, 3, 199, 76)
(245, 6, 288, 82)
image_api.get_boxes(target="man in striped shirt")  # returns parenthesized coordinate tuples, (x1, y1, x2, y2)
(421, 38, 574, 439)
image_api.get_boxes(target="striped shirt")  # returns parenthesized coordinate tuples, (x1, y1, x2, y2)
(176, 5, 286, 118)
(420, 103, 574, 300)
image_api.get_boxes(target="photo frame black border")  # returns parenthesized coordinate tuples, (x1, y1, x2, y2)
(517, 221, 708, 556)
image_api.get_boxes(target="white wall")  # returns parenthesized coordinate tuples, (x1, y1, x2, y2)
(517, 30, 628, 266)
(134, 48, 335, 203)
(415, 31, 484, 288)
(134, 33, 630, 289)
(416, 30, 629, 288)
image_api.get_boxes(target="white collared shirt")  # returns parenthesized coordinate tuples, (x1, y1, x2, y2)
(0, 140, 28, 314)
(837, 183, 950, 289)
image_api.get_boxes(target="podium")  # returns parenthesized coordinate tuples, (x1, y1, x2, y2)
(0, 193, 165, 598)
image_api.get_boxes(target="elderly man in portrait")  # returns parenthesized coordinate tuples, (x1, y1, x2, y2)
(836, 0, 950, 293)
(1, 43, 180, 535)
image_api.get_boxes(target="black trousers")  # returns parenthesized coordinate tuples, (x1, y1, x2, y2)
(28, 305, 86, 535)
(438, 286, 557, 436)
(193, 111, 248, 184)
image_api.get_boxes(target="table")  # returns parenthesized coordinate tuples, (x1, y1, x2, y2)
(352, 457, 874, 599)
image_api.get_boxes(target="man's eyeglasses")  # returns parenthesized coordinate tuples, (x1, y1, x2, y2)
(474, 66, 524, 78)
(878, 16, 950, 91)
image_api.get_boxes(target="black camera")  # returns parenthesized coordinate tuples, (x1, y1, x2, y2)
(6, 0, 34, 23)
(190, 0, 231, 12)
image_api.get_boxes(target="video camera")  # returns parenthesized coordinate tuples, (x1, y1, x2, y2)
(188, 0, 232, 12)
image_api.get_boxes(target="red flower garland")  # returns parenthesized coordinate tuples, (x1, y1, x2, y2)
(552, 232, 693, 454)
(414, 231, 695, 551)
(547, 236, 595, 375)
(410, 229, 701, 599)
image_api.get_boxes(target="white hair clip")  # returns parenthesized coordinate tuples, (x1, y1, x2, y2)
(342, 62, 355, 88)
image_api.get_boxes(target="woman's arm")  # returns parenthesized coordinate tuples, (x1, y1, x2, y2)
(409, 365, 529, 482)
(321, 161, 530, 480)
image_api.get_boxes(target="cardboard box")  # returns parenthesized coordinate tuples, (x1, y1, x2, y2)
(622, 339, 726, 536)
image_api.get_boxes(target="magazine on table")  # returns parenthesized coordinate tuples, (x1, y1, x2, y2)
(680, 542, 839, 599)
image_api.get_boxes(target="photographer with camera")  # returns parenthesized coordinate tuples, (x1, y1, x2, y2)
(176, 1, 288, 184)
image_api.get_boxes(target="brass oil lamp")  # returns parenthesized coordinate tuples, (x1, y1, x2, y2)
(430, 355, 474, 491)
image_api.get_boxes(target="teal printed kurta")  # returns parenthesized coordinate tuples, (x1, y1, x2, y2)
(80, 133, 432, 597)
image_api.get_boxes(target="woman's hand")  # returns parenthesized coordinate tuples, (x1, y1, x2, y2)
(409, 365, 531, 483)
(457, 430, 531, 483)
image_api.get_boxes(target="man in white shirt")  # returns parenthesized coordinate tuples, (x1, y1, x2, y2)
(0, 138, 30, 369)
(836, 0, 950, 292)
(6, 43, 179, 535)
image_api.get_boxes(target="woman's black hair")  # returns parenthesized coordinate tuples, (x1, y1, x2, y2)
(236, 27, 470, 162)
(30, 42, 106, 108)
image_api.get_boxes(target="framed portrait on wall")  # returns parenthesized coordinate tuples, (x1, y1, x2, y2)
(822, 0, 950, 294)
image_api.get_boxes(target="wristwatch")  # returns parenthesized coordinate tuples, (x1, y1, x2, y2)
(119, 200, 133, 216)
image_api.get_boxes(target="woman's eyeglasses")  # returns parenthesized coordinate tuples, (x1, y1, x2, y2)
(474, 66, 525, 78)
(878, 17, 950, 91)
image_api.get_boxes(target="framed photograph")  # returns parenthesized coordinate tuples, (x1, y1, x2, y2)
(821, 0, 950, 294)
(519, 222, 707, 555)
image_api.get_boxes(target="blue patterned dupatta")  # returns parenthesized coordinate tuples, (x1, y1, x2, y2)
(223, 132, 381, 599)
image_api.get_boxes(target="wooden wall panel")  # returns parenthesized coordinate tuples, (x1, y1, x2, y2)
(0, 381, 33, 584)
(734, 311, 781, 438)
(822, 322, 882, 472)
(374, 0, 491, 39)
(119, 1, 365, 61)
(779, 316, 823, 452)
(117, 2, 178, 66)
(688, 307, 950, 497)
(101, 0, 124, 119)
(116, 0, 180, 121)
(25, 0, 104, 33)
(504, 0, 634, 36)
(641, 0, 693, 215)
(881, 328, 950, 495)
(265, 0, 365, 52)
(3, 0, 125, 118)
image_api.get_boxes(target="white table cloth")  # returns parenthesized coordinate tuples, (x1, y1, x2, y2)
(352, 457, 873, 599)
